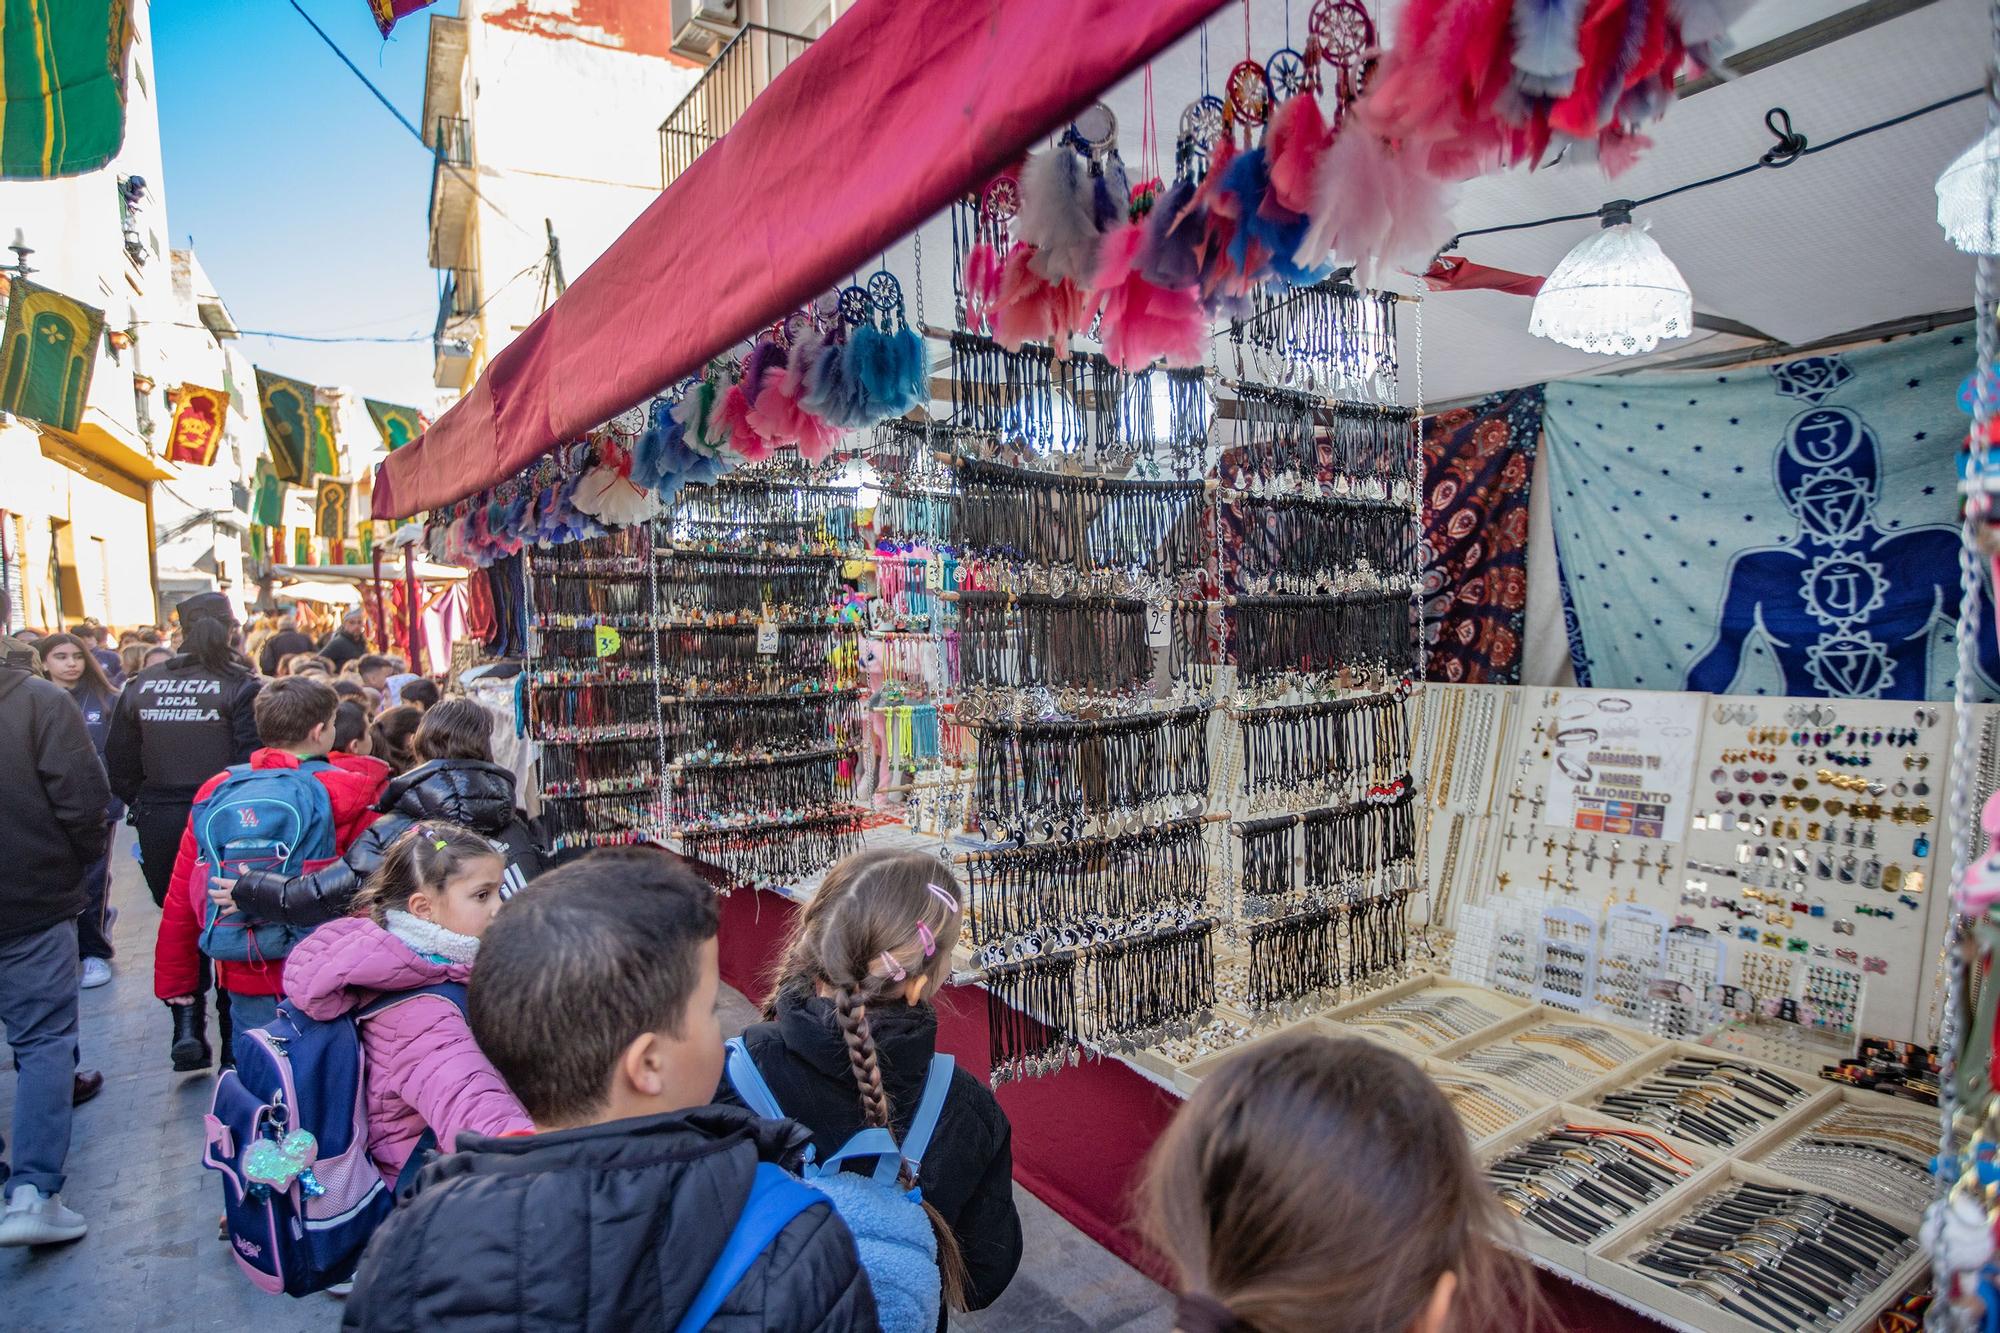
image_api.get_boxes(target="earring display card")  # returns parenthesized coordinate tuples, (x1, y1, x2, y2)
(1681, 695, 1950, 1043)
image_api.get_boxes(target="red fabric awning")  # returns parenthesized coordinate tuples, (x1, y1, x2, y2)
(375, 0, 1230, 519)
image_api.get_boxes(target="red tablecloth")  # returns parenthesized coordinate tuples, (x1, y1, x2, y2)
(718, 886, 1664, 1328)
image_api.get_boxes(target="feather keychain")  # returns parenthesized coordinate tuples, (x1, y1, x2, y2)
(1671, 0, 1756, 69)
(1294, 128, 1456, 288)
(1263, 92, 1333, 216)
(845, 319, 902, 420)
(964, 241, 1005, 332)
(1016, 145, 1106, 286)
(1091, 219, 1206, 371)
(1138, 177, 1203, 289)
(1509, 0, 1589, 102)
(715, 380, 772, 464)
(991, 242, 1090, 358)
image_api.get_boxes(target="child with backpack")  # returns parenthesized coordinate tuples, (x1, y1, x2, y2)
(718, 850, 1022, 1331)
(219, 698, 541, 929)
(155, 677, 388, 1062)
(343, 849, 877, 1331)
(1138, 1031, 1534, 1333)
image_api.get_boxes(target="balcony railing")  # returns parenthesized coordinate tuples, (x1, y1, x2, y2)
(428, 115, 472, 229)
(659, 26, 814, 189)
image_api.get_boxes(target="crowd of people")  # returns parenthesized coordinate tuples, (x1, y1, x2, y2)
(0, 595, 1529, 1331)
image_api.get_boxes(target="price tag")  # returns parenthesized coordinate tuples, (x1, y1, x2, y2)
(593, 625, 623, 657)
(1145, 603, 1171, 649)
(756, 620, 780, 655)
(925, 552, 944, 592)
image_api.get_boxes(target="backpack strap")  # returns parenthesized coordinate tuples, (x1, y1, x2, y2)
(671, 1162, 819, 1333)
(898, 1054, 955, 1184)
(358, 981, 468, 1022)
(816, 1127, 907, 1184)
(723, 1036, 787, 1121)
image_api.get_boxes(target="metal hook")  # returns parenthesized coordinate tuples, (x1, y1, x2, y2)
(1760, 107, 1808, 167)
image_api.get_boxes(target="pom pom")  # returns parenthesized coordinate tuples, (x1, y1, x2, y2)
(1015, 147, 1104, 285)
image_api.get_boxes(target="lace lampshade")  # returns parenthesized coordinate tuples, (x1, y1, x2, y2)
(1529, 218, 1693, 356)
(1936, 125, 2000, 255)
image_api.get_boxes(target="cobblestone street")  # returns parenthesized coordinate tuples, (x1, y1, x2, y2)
(0, 831, 1169, 1333)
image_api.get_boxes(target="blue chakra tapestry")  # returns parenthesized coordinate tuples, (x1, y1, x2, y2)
(1541, 326, 1996, 701)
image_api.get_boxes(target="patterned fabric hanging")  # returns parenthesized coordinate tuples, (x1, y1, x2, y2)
(1418, 384, 1542, 685)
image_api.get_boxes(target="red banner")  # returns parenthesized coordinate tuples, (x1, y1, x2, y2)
(164, 385, 227, 467)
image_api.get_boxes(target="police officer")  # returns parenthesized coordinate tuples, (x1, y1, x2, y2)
(105, 593, 260, 1069)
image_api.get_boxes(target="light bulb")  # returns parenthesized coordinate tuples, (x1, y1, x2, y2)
(1936, 124, 2000, 255)
(1529, 210, 1693, 356)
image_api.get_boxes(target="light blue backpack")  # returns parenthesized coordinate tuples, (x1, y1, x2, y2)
(724, 1035, 954, 1333)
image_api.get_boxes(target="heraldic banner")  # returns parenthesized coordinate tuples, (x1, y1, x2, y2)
(165, 384, 227, 465)
(1543, 326, 1994, 702)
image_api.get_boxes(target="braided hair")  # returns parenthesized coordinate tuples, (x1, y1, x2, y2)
(766, 849, 969, 1308)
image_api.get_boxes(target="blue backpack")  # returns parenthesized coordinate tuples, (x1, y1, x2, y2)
(202, 983, 465, 1296)
(191, 760, 338, 963)
(724, 1036, 955, 1333)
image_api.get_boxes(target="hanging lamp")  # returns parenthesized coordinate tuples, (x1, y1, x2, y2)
(1528, 202, 1693, 355)
(1936, 124, 2000, 255)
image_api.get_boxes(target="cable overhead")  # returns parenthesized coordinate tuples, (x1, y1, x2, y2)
(285, 0, 537, 240)
(1442, 88, 1982, 251)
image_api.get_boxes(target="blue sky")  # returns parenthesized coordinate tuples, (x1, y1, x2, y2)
(152, 0, 452, 409)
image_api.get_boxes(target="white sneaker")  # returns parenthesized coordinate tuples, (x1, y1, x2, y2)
(80, 958, 112, 989)
(0, 1185, 87, 1245)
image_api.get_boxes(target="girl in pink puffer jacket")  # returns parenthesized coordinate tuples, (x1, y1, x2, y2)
(282, 822, 531, 1184)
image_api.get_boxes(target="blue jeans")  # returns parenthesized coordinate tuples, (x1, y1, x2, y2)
(0, 920, 79, 1200)
(225, 991, 278, 1035)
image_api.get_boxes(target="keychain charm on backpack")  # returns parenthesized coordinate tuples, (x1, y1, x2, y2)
(243, 1128, 325, 1198)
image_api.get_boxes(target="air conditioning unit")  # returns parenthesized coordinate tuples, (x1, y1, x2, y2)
(671, 0, 741, 61)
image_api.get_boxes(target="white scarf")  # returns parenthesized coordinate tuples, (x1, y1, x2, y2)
(385, 909, 481, 967)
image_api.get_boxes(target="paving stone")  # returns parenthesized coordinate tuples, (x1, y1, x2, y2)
(1, 828, 1169, 1330)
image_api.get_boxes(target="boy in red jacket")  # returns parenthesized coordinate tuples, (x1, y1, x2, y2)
(155, 677, 389, 1070)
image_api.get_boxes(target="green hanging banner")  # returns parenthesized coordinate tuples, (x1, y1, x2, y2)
(255, 367, 317, 483)
(0, 278, 104, 431)
(365, 399, 425, 451)
(0, 1, 134, 179)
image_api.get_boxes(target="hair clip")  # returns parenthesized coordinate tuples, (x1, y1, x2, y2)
(916, 921, 937, 958)
(1862, 955, 1888, 974)
(879, 951, 908, 982)
(926, 882, 960, 913)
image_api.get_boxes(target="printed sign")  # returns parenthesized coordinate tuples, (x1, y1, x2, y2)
(1541, 688, 1701, 842)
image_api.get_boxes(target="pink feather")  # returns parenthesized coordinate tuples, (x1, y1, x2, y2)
(963, 242, 1004, 331)
(1296, 130, 1457, 287)
(716, 382, 771, 464)
(993, 242, 1089, 359)
(1264, 94, 1334, 216)
(745, 366, 806, 447)
(1093, 221, 1206, 370)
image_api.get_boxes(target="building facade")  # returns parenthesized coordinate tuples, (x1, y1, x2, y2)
(420, 0, 846, 397)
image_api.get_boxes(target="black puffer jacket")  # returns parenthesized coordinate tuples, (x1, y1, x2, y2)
(105, 654, 260, 805)
(0, 666, 112, 941)
(717, 990, 1023, 1313)
(343, 1105, 879, 1333)
(232, 758, 545, 926)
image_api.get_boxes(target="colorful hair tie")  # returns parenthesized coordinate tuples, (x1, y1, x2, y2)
(926, 882, 960, 913)
(916, 922, 937, 958)
(879, 951, 908, 982)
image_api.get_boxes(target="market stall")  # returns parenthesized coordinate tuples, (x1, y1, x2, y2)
(376, 0, 2000, 1327)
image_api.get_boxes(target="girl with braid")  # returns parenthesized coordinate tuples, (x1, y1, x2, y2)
(719, 851, 1022, 1328)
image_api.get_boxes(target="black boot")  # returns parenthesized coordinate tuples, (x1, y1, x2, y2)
(170, 998, 212, 1071)
(216, 990, 235, 1071)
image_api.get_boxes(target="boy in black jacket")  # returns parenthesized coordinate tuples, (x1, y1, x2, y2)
(343, 849, 877, 1333)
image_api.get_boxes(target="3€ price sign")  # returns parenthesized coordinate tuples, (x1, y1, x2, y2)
(756, 620, 780, 655)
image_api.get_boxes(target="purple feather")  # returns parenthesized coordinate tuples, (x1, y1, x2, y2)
(1510, 0, 1587, 98)
(1139, 178, 1202, 289)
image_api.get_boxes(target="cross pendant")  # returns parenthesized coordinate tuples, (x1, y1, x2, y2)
(1538, 867, 1558, 892)
(1561, 836, 1580, 867)
(1503, 823, 1518, 852)
(1583, 836, 1600, 872)
(1605, 841, 1624, 878)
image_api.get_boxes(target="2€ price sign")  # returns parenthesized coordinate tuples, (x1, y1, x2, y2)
(1146, 603, 1172, 649)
